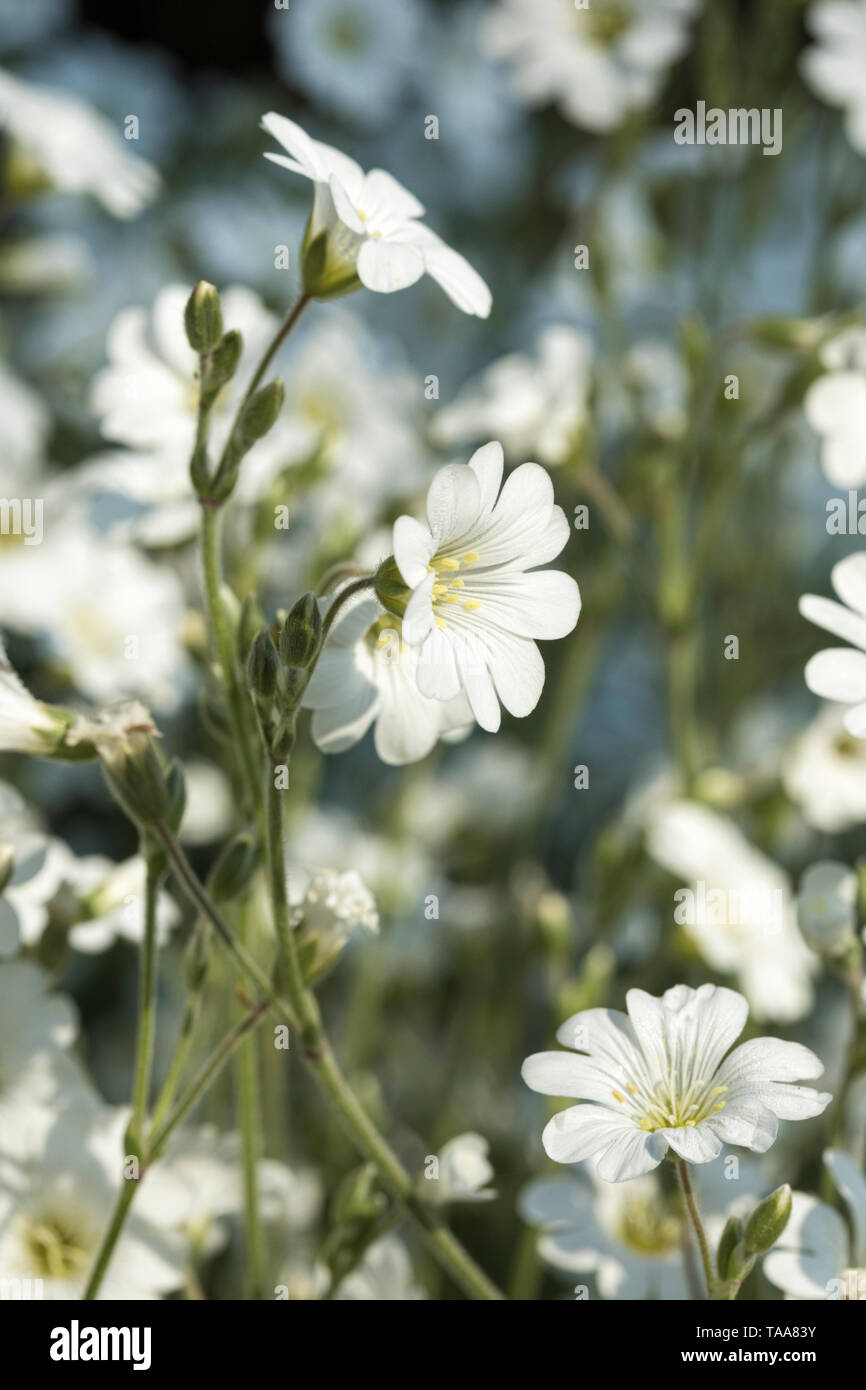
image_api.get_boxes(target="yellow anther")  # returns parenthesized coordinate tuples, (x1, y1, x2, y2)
(463, 599, 481, 611)
(712, 1102, 726, 1113)
(462, 551, 479, 565)
(436, 557, 460, 571)
(626, 1083, 638, 1094)
(710, 1086, 728, 1097)
(444, 594, 459, 603)
(612, 1090, 626, 1103)
(432, 583, 448, 597)
(435, 616, 448, 630)
(449, 578, 464, 589)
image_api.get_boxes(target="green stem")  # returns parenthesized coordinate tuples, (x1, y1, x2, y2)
(676, 1159, 716, 1299)
(235, 896, 268, 1299)
(128, 859, 161, 1150)
(81, 1180, 138, 1301)
(241, 293, 309, 407)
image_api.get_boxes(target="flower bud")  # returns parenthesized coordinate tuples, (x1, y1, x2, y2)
(332, 1163, 386, 1227)
(279, 592, 322, 670)
(202, 329, 243, 397)
(165, 758, 186, 835)
(208, 833, 260, 903)
(374, 556, 410, 619)
(301, 214, 362, 302)
(716, 1214, 744, 1282)
(238, 378, 285, 449)
(184, 281, 223, 353)
(247, 630, 279, 704)
(743, 1183, 792, 1255)
(0, 844, 14, 895)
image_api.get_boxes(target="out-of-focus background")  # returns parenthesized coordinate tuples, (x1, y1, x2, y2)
(3, 0, 866, 1299)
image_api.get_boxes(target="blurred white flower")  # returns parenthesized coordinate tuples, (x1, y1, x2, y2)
(395, 442, 580, 732)
(57, 852, 181, 955)
(289, 866, 379, 981)
(801, 1, 866, 157)
(303, 591, 472, 765)
(0, 68, 159, 218)
(483, 0, 700, 133)
(0, 517, 189, 711)
(783, 704, 866, 832)
(267, 0, 425, 128)
(765, 1149, 866, 1299)
(520, 1157, 763, 1299)
(261, 112, 491, 315)
(803, 328, 866, 486)
(797, 861, 859, 956)
(647, 800, 816, 1022)
(800, 552, 866, 737)
(624, 340, 690, 440)
(522, 983, 830, 1182)
(0, 365, 50, 476)
(0, 961, 93, 1160)
(334, 1235, 426, 1300)
(433, 325, 593, 465)
(178, 759, 235, 847)
(433, 1133, 496, 1204)
(0, 1102, 185, 1299)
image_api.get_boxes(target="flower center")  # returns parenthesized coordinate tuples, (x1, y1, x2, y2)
(833, 733, 860, 758)
(428, 552, 481, 630)
(610, 1076, 729, 1132)
(580, 3, 632, 46)
(20, 1207, 96, 1281)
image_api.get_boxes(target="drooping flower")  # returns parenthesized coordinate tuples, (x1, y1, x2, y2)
(482, 0, 701, 134)
(800, 552, 866, 736)
(261, 112, 491, 315)
(522, 983, 831, 1183)
(0, 635, 71, 757)
(302, 589, 473, 765)
(392, 442, 580, 732)
(765, 1150, 866, 1300)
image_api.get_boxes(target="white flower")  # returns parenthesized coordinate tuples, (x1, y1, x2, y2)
(0, 961, 93, 1160)
(334, 1235, 426, 1300)
(0, 635, 69, 757)
(520, 1157, 764, 1299)
(797, 861, 859, 956)
(482, 0, 700, 134)
(783, 704, 866, 832)
(433, 1133, 496, 1204)
(394, 442, 580, 733)
(625, 340, 690, 440)
(0, 1102, 185, 1299)
(800, 551, 866, 737)
(433, 326, 592, 466)
(302, 590, 473, 765)
(0, 68, 159, 218)
(646, 801, 816, 1022)
(522, 983, 831, 1183)
(803, 328, 866, 486)
(57, 852, 181, 955)
(288, 866, 379, 981)
(266, 0, 424, 128)
(801, 1, 866, 157)
(261, 111, 491, 315)
(765, 1149, 866, 1300)
(0, 519, 188, 712)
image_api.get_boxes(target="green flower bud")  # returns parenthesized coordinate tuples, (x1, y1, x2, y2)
(208, 833, 260, 904)
(374, 556, 410, 619)
(301, 223, 363, 302)
(189, 443, 212, 497)
(279, 592, 322, 670)
(0, 844, 14, 895)
(202, 330, 243, 397)
(743, 1184, 792, 1255)
(238, 378, 285, 449)
(184, 281, 223, 353)
(101, 733, 172, 828)
(165, 758, 187, 835)
(716, 1214, 744, 1282)
(332, 1164, 386, 1227)
(247, 630, 279, 703)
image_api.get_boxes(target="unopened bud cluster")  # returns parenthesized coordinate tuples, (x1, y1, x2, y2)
(246, 592, 323, 759)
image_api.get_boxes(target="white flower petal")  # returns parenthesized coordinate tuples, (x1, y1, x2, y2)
(832, 551, 866, 616)
(356, 238, 425, 295)
(659, 1123, 723, 1164)
(541, 1105, 636, 1166)
(594, 1126, 668, 1182)
(467, 441, 504, 517)
(799, 593, 866, 652)
(804, 648, 866, 702)
(393, 516, 435, 588)
(425, 463, 482, 546)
